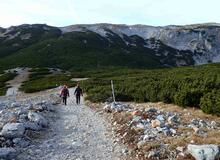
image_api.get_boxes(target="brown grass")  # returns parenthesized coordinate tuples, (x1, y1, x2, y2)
(146, 102, 220, 122)
(190, 130, 220, 145)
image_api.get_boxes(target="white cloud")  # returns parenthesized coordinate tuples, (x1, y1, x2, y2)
(0, 0, 219, 27)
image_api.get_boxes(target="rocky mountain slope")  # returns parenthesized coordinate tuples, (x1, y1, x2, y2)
(0, 23, 220, 70)
(61, 23, 220, 65)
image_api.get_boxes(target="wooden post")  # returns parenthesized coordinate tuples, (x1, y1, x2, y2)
(111, 80, 116, 103)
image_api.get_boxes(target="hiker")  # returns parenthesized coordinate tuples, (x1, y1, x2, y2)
(60, 85, 69, 105)
(74, 84, 83, 105)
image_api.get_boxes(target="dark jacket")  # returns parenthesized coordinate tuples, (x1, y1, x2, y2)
(61, 88, 69, 97)
(74, 87, 82, 96)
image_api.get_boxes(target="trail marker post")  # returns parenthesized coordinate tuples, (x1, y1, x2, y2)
(111, 80, 116, 103)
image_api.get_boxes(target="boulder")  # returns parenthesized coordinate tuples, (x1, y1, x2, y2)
(25, 103, 33, 110)
(103, 102, 129, 112)
(31, 105, 44, 112)
(170, 128, 177, 134)
(142, 112, 149, 119)
(168, 115, 178, 124)
(129, 116, 142, 125)
(137, 140, 147, 149)
(0, 103, 7, 109)
(156, 127, 163, 132)
(163, 128, 172, 136)
(192, 126, 207, 137)
(0, 147, 17, 159)
(191, 119, 200, 127)
(16, 108, 28, 116)
(187, 144, 220, 160)
(156, 115, 165, 122)
(0, 111, 17, 125)
(199, 120, 207, 128)
(136, 123, 145, 130)
(176, 146, 185, 152)
(103, 104, 111, 112)
(13, 138, 30, 147)
(44, 103, 55, 112)
(210, 121, 217, 129)
(24, 121, 42, 131)
(143, 134, 156, 141)
(28, 112, 48, 127)
(35, 100, 47, 106)
(132, 110, 142, 116)
(147, 151, 159, 159)
(0, 123, 25, 138)
(18, 114, 28, 123)
(151, 119, 161, 128)
(0, 137, 13, 148)
(10, 102, 21, 108)
(147, 108, 158, 113)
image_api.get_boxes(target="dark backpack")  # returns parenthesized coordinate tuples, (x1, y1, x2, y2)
(61, 88, 69, 97)
(75, 87, 82, 95)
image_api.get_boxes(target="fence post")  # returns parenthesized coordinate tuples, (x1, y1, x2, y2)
(111, 80, 116, 103)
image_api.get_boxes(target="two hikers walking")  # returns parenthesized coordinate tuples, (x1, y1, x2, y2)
(60, 84, 83, 105)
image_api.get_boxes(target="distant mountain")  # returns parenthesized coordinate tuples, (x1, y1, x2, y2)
(0, 23, 219, 70)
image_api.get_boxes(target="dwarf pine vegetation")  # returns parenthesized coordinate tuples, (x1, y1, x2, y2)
(81, 63, 220, 115)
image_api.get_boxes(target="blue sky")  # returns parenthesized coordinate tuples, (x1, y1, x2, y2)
(0, 0, 219, 27)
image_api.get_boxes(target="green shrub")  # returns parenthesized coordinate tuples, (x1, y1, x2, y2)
(174, 89, 203, 107)
(85, 93, 110, 103)
(81, 63, 220, 115)
(20, 74, 75, 93)
(200, 90, 220, 115)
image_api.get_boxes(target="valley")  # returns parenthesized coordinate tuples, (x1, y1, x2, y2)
(0, 22, 220, 160)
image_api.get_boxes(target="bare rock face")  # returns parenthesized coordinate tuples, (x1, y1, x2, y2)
(187, 144, 220, 160)
(0, 123, 25, 138)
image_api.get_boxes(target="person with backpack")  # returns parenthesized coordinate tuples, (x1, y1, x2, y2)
(74, 84, 83, 105)
(60, 85, 69, 105)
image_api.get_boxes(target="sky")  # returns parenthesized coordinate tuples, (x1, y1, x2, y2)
(0, 0, 219, 28)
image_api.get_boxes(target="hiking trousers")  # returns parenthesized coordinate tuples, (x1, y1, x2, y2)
(62, 97, 67, 105)
(76, 95, 81, 105)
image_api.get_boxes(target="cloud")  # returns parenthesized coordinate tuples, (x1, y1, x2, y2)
(0, 0, 219, 27)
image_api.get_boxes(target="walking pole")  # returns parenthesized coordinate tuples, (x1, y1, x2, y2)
(111, 80, 116, 103)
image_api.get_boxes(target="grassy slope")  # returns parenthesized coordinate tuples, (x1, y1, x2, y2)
(0, 24, 61, 58)
(0, 31, 175, 71)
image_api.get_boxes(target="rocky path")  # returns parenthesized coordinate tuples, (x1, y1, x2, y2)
(6, 68, 29, 96)
(17, 88, 123, 160)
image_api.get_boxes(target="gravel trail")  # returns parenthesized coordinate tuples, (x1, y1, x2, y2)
(6, 68, 30, 96)
(17, 88, 123, 160)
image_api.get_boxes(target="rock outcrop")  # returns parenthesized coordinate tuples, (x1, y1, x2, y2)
(188, 144, 220, 160)
(0, 123, 25, 138)
(0, 92, 59, 159)
(103, 102, 220, 159)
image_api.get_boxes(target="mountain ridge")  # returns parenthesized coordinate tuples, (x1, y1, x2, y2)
(60, 23, 220, 65)
(0, 23, 220, 70)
